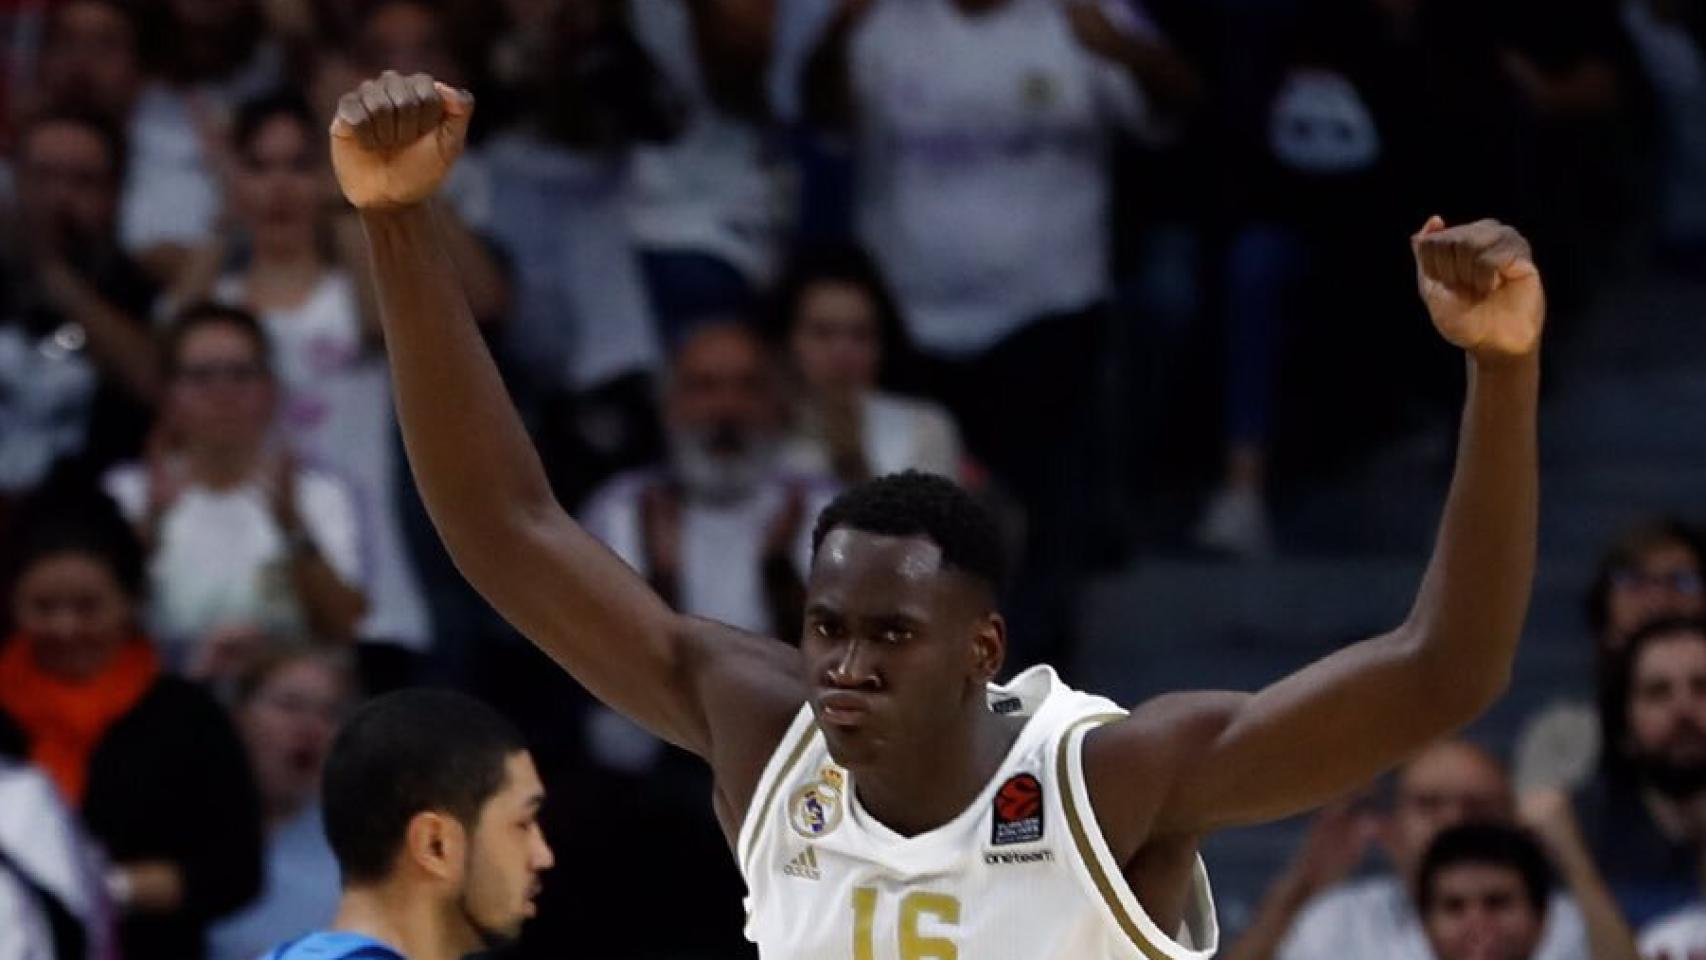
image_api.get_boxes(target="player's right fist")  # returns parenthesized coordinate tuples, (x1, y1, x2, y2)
(329, 71, 472, 211)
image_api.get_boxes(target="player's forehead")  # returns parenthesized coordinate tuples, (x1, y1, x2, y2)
(811, 529, 945, 587)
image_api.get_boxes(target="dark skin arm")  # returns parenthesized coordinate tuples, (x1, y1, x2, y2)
(1084, 219, 1543, 921)
(329, 73, 804, 838)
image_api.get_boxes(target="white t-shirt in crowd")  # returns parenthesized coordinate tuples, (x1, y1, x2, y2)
(214, 271, 432, 650)
(627, 0, 785, 287)
(778, 391, 963, 480)
(0, 866, 51, 960)
(1277, 874, 1589, 960)
(580, 469, 834, 636)
(0, 326, 98, 493)
(847, 0, 1161, 355)
(104, 463, 364, 660)
(1642, 904, 1706, 960)
(485, 133, 663, 391)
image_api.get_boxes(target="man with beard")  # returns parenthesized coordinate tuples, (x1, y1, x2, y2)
(0, 109, 160, 511)
(1577, 617, 1706, 929)
(261, 689, 554, 960)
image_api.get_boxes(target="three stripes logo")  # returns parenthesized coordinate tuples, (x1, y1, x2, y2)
(782, 846, 821, 881)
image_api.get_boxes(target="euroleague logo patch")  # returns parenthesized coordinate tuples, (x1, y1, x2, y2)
(991, 773, 1044, 845)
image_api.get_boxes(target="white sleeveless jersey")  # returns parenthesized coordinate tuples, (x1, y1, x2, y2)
(738, 666, 1220, 960)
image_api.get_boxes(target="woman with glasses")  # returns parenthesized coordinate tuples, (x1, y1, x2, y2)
(101, 303, 367, 680)
(208, 646, 353, 960)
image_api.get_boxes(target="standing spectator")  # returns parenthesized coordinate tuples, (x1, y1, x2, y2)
(30, 0, 145, 127)
(1577, 618, 1706, 929)
(0, 489, 262, 960)
(184, 90, 431, 686)
(0, 109, 159, 513)
(628, 0, 785, 343)
(0, 758, 114, 960)
(771, 243, 963, 484)
(1516, 519, 1705, 794)
(121, 0, 284, 281)
(103, 304, 366, 676)
(1223, 740, 1592, 960)
(803, 0, 1201, 668)
(207, 648, 351, 960)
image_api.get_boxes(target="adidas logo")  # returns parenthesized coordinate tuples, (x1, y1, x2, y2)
(782, 847, 821, 881)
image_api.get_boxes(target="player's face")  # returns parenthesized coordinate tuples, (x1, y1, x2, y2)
(1626, 632, 1706, 796)
(1422, 865, 1544, 960)
(802, 529, 996, 768)
(459, 752, 554, 946)
(1606, 542, 1703, 649)
(12, 552, 134, 682)
(1390, 744, 1511, 879)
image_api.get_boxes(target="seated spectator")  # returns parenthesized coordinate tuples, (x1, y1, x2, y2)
(103, 304, 366, 674)
(207, 647, 351, 960)
(30, 0, 145, 129)
(771, 244, 963, 484)
(1516, 519, 1705, 793)
(1223, 740, 1591, 960)
(0, 109, 160, 510)
(0, 490, 262, 959)
(1577, 618, 1706, 929)
(179, 90, 431, 681)
(581, 320, 832, 642)
(0, 757, 114, 960)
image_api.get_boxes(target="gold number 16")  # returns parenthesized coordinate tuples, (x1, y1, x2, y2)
(853, 886, 960, 960)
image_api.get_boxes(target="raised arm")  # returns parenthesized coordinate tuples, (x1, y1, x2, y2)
(1087, 218, 1544, 849)
(326, 73, 803, 771)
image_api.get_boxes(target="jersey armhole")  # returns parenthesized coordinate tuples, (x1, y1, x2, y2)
(1058, 714, 1221, 960)
(735, 704, 820, 878)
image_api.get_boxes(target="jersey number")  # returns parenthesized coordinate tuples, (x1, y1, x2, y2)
(852, 887, 960, 960)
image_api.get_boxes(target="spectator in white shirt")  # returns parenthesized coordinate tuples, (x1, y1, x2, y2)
(1223, 740, 1594, 960)
(800, 0, 1201, 669)
(0, 759, 114, 960)
(771, 243, 963, 484)
(103, 304, 366, 678)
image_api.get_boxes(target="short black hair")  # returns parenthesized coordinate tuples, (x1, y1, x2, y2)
(322, 689, 527, 886)
(811, 471, 1008, 596)
(2, 486, 146, 608)
(1417, 822, 1552, 917)
(233, 88, 318, 158)
(162, 301, 273, 378)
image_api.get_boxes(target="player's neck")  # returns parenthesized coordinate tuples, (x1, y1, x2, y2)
(333, 883, 475, 960)
(853, 708, 1024, 837)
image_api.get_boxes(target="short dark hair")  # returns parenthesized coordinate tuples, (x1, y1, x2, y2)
(812, 471, 1008, 596)
(15, 106, 127, 183)
(1417, 822, 1552, 917)
(162, 302, 273, 378)
(2, 487, 146, 608)
(322, 689, 527, 885)
(233, 88, 318, 158)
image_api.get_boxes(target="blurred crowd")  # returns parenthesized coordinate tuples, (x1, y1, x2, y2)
(0, 0, 1703, 958)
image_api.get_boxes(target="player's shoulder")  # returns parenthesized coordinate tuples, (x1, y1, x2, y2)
(263, 931, 407, 960)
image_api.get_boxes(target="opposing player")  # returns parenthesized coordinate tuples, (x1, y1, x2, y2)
(261, 690, 552, 960)
(330, 72, 1543, 958)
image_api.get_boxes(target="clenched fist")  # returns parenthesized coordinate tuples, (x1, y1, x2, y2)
(1412, 217, 1545, 363)
(329, 71, 472, 211)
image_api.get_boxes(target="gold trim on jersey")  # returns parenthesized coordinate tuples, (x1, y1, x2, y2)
(741, 717, 822, 875)
(1057, 712, 1179, 960)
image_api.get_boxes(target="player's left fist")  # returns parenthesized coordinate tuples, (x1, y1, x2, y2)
(329, 71, 472, 211)
(1411, 217, 1544, 363)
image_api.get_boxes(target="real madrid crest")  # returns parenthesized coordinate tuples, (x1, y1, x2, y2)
(788, 767, 846, 839)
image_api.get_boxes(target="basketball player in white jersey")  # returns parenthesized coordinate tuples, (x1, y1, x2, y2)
(327, 73, 1545, 959)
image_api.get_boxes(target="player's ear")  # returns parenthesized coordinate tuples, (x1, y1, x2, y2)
(973, 612, 1006, 684)
(406, 811, 468, 882)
